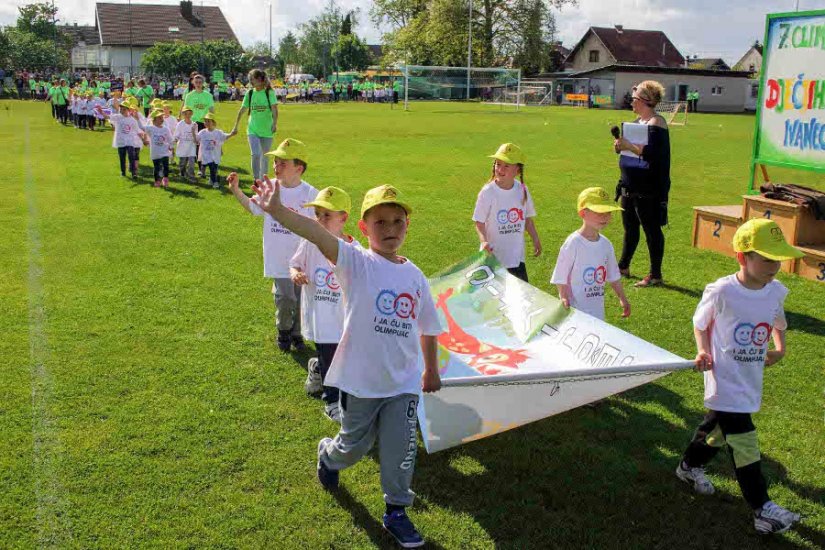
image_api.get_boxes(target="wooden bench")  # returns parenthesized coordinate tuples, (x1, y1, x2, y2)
(692, 205, 743, 258)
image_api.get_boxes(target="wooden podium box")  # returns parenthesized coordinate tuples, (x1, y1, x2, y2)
(692, 205, 743, 258)
(795, 245, 825, 283)
(742, 195, 825, 246)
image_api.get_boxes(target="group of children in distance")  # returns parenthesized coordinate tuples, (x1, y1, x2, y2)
(96, 95, 235, 188)
(223, 137, 804, 546)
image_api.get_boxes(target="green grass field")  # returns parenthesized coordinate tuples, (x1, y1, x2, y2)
(2, 99, 823, 549)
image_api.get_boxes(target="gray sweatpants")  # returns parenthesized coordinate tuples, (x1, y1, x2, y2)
(179, 156, 196, 179)
(272, 278, 301, 335)
(320, 392, 419, 506)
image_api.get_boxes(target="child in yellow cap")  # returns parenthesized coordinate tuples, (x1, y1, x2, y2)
(226, 139, 317, 351)
(551, 187, 630, 320)
(196, 113, 236, 188)
(174, 106, 198, 182)
(96, 97, 146, 178)
(287, 187, 361, 422)
(472, 143, 542, 282)
(144, 110, 173, 188)
(677, 218, 804, 535)
(249, 178, 441, 549)
(160, 101, 178, 163)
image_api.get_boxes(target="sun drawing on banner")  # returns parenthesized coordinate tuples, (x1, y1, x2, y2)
(435, 288, 530, 375)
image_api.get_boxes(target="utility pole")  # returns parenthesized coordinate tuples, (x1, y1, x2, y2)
(269, 3, 272, 58)
(128, 0, 133, 76)
(466, 0, 472, 100)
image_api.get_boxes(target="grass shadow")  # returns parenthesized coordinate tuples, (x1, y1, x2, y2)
(414, 383, 819, 547)
(332, 487, 447, 550)
(785, 311, 825, 338)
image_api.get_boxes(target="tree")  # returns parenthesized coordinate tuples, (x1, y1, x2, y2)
(17, 2, 59, 40)
(3, 28, 69, 70)
(246, 40, 273, 58)
(278, 31, 300, 66)
(141, 40, 253, 77)
(332, 33, 371, 71)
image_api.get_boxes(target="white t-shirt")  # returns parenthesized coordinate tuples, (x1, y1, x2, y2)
(109, 113, 143, 149)
(550, 232, 621, 320)
(248, 180, 317, 278)
(144, 125, 173, 160)
(163, 114, 178, 136)
(197, 129, 229, 165)
(325, 242, 443, 398)
(472, 180, 536, 268)
(693, 274, 789, 413)
(174, 120, 197, 157)
(289, 236, 361, 344)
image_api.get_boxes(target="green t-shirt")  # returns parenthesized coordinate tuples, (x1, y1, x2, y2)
(101, 81, 111, 89)
(29, 78, 36, 90)
(184, 89, 215, 123)
(51, 85, 69, 105)
(218, 81, 229, 92)
(242, 88, 278, 138)
(125, 86, 138, 98)
(138, 85, 154, 107)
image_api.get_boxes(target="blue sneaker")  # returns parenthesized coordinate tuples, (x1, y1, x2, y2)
(382, 509, 424, 548)
(316, 438, 338, 490)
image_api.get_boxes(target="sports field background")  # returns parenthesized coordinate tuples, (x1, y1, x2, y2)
(2, 100, 823, 548)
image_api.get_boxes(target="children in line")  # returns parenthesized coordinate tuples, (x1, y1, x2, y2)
(551, 187, 630, 320)
(250, 179, 442, 549)
(676, 218, 804, 535)
(473, 143, 542, 282)
(144, 110, 174, 188)
(196, 113, 236, 189)
(288, 187, 360, 422)
(228, 139, 317, 352)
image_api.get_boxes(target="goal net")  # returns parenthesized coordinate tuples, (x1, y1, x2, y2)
(401, 65, 522, 110)
(657, 101, 688, 126)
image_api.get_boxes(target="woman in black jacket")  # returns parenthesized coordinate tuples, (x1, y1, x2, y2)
(613, 80, 671, 287)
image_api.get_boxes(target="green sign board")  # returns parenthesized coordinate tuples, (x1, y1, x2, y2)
(751, 10, 825, 190)
(212, 70, 224, 82)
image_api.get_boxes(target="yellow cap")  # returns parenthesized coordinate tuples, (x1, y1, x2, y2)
(577, 187, 623, 213)
(203, 112, 216, 122)
(151, 98, 162, 106)
(360, 185, 412, 219)
(489, 143, 526, 165)
(733, 219, 804, 261)
(304, 186, 351, 213)
(265, 138, 308, 163)
(161, 101, 171, 108)
(180, 105, 193, 113)
(149, 109, 164, 119)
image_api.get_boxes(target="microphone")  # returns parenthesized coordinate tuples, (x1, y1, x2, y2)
(611, 125, 621, 153)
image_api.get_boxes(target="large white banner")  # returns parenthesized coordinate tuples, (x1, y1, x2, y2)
(419, 254, 691, 453)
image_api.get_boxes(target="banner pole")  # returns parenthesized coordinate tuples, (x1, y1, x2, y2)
(440, 360, 695, 388)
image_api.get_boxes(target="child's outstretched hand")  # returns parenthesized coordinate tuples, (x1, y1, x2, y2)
(695, 351, 713, 371)
(561, 298, 570, 309)
(422, 369, 441, 393)
(226, 172, 240, 191)
(765, 349, 785, 366)
(291, 270, 309, 286)
(532, 240, 542, 257)
(250, 176, 282, 215)
(620, 297, 631, 318)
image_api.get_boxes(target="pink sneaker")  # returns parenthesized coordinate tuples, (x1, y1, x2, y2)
(153, 180, 162, 187)
(162, 177, 169, 188)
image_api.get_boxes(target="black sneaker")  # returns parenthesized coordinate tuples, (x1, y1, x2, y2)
(292, 336, 307, 351)
(277, 331, 291, 352)
(316, 438, 338, 490)
(382, 510, 424, 548)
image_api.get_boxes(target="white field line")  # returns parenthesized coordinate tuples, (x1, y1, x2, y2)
(26, 120, 73, 546)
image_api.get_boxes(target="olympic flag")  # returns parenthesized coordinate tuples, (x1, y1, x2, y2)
(419, 253, 692, 453)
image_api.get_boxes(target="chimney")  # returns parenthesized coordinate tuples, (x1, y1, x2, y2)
(180, 1, 193, 19)
(615, 25, 623, 34)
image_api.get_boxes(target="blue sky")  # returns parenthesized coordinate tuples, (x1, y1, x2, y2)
(1, 0, 816, 65)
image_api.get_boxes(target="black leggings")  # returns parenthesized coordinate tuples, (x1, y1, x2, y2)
(204, 162, 219, 184)
(619, 195, 665, 279)
(682, 410, 769, 510)
(507, 262, 529, 283)
(196, 121, 206, 172)
(153, 157, 170, 181)
(118, 146, 138, 176)
(56, 105, 68, 124)
(316, 343, 340, 406)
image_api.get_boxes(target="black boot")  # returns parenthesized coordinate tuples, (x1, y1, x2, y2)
(277, 330, 291, 352)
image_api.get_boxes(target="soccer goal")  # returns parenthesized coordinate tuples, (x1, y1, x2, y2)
(657, 100, 688, 126)
(401, 65, 522, 110)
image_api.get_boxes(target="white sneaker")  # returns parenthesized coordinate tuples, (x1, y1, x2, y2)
(304, 358, 322, 396)
(754, 501, 800, 534)
(324, 403, 341, 423)
(675, 462, 715, 495)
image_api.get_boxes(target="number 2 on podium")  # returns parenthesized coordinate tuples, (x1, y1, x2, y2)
(712, 220, 721, 238)
(818, 262, 825, 281)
